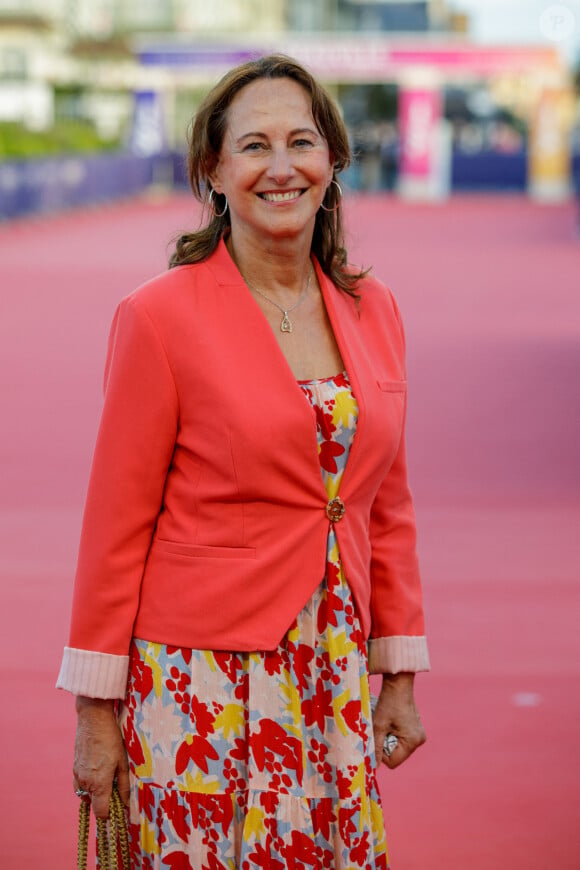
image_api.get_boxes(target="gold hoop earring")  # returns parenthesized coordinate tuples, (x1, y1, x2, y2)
(320, 179, 343, 213)
(209, 188, 228, 218)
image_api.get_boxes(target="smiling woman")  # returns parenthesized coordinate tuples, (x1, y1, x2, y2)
(209, 77, 335, 266)
(57, 54, 429, 869)
(171, 54, 358, 296)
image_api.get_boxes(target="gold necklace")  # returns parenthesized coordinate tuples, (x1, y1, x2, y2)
(242, 266, 313, 333)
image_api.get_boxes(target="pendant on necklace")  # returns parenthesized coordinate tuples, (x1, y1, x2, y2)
(280, 312, 293, 333)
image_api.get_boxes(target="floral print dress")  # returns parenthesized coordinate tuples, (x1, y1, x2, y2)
(117, 371, 389, 869)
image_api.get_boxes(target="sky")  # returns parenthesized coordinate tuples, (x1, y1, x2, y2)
(451, 0, 580, 66)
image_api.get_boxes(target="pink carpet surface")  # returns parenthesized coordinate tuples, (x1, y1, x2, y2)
(0, 192, 578, 868)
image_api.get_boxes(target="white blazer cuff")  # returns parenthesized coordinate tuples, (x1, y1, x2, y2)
(368, 635, 430, 674)
(56, 647, 129, 699)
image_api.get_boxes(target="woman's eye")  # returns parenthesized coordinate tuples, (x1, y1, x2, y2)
(293, 139, 313, 148)
(244, 141, 266, 152)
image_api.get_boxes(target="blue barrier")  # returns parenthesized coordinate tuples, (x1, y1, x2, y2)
(0, 152, 174, 220)
(451, 149, 527, 191)
(451, 149, 579, 194)
(572, 153, 580, 193)
(172, 151, 188, 188)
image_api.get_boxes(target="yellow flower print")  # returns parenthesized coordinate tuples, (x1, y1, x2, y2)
(332, 390, 358, 428)
(213, 703, 245, 738)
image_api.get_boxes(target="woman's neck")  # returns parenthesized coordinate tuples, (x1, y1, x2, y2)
(226, 229, 314, 299)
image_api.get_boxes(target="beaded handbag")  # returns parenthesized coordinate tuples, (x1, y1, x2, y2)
(77, 784, 130, 869)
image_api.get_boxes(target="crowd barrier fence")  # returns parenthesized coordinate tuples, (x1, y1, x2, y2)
(0, 152, 175, 220)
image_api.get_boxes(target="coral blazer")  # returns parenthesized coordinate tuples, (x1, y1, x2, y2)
(66, 239, 425, 664)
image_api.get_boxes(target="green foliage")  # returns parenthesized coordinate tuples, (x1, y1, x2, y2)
(0, 120, 121, 159)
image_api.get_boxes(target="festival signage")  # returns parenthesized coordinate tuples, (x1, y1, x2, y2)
(528, 87, 574, 201)
(397, 80, 449, 199)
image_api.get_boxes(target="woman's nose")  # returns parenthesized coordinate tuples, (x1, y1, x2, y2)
(267, 147, 293, 182)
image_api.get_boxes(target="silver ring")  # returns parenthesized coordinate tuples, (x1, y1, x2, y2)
(75, 788, 90, 799)
(383, 733, 398, 757)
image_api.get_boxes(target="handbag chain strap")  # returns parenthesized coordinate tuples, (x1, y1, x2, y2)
(77, 784, 130, 870)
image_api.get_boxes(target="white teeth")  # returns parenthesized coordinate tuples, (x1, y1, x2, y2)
(261, 190, 301, 202)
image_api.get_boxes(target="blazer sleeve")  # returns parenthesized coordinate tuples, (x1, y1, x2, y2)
(57, 295, 179, 697)
(367, 293, 430, 676)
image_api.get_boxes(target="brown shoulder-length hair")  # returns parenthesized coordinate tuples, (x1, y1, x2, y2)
(169, 54, 367, 296)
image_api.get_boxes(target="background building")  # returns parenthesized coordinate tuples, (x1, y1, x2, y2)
(1, 0, 578, 214)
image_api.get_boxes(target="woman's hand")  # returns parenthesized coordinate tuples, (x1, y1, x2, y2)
(73, 696, 130, 818)
(372, 672, 426, 769)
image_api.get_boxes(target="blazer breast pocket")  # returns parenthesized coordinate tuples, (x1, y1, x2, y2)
(377, 379, 407, 393)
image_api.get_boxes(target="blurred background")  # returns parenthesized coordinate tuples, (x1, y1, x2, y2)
(1, 2, 579, 869)
(0, 0, 579, 214)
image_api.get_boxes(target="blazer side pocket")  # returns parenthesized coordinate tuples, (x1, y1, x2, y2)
(152, 540, 256, 559)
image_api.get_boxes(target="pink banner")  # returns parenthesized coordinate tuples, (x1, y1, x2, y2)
(398, 87, 442, 180)
(275, 40, 560, 80)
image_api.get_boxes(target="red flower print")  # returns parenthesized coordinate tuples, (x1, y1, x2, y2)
(342, 700, 365, 738)
(251, 719, 303, 784)
(259, 790, 279, 815)
(175, 735, 219, 775)
(202, 854, 230, 870)
(317, 570, 344, 633)
(209, 795, 234, 838)
(234, 671, 249, 703)
(263, 649, 284, 676)
(338, 804, 358, 843)
(301, 678, 334, 733)
(313, 406, 336, 442)
(160, 790, 191, 842)
(213, 651, 244, 683)
(123, 715, 145, 767)
(283, 831, 317, 867)
(165, 666, 191, 709)
(290, 643, 315, 692)
(318, 439, 344, 474)
(230, 736, 248, 763)
(165, 646, 192, 665)
(155, 806, 168, 846)
(326, 559, 341, 592)
(186, 793, 200, 830)
(243, 842, 284, 869)
(190, 694, 215, 737)
(335, 768, 354, 800)
(128, 822, 142, 863)
(349, 830, 371, 866)
(138, 784, 156, 824)
(130, 650, 154, 700)
(311, 798, 336, 843)
(162, 853, 194, 869)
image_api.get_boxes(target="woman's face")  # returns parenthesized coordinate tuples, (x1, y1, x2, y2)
(210, 77, 334, 249)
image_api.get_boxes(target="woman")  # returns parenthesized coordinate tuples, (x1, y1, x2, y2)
(58, 54, 429, 868)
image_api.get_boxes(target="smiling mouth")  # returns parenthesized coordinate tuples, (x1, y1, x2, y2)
(258, 190, 304, 203)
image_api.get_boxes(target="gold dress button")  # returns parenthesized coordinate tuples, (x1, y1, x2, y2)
(326, 496, 345, 522)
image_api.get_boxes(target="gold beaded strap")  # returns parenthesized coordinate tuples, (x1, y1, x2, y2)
(77, 797, 89, 870)
(77, 784, 130, 870)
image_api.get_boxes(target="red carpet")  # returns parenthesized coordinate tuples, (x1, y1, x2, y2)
(1, 192, 579, 867)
